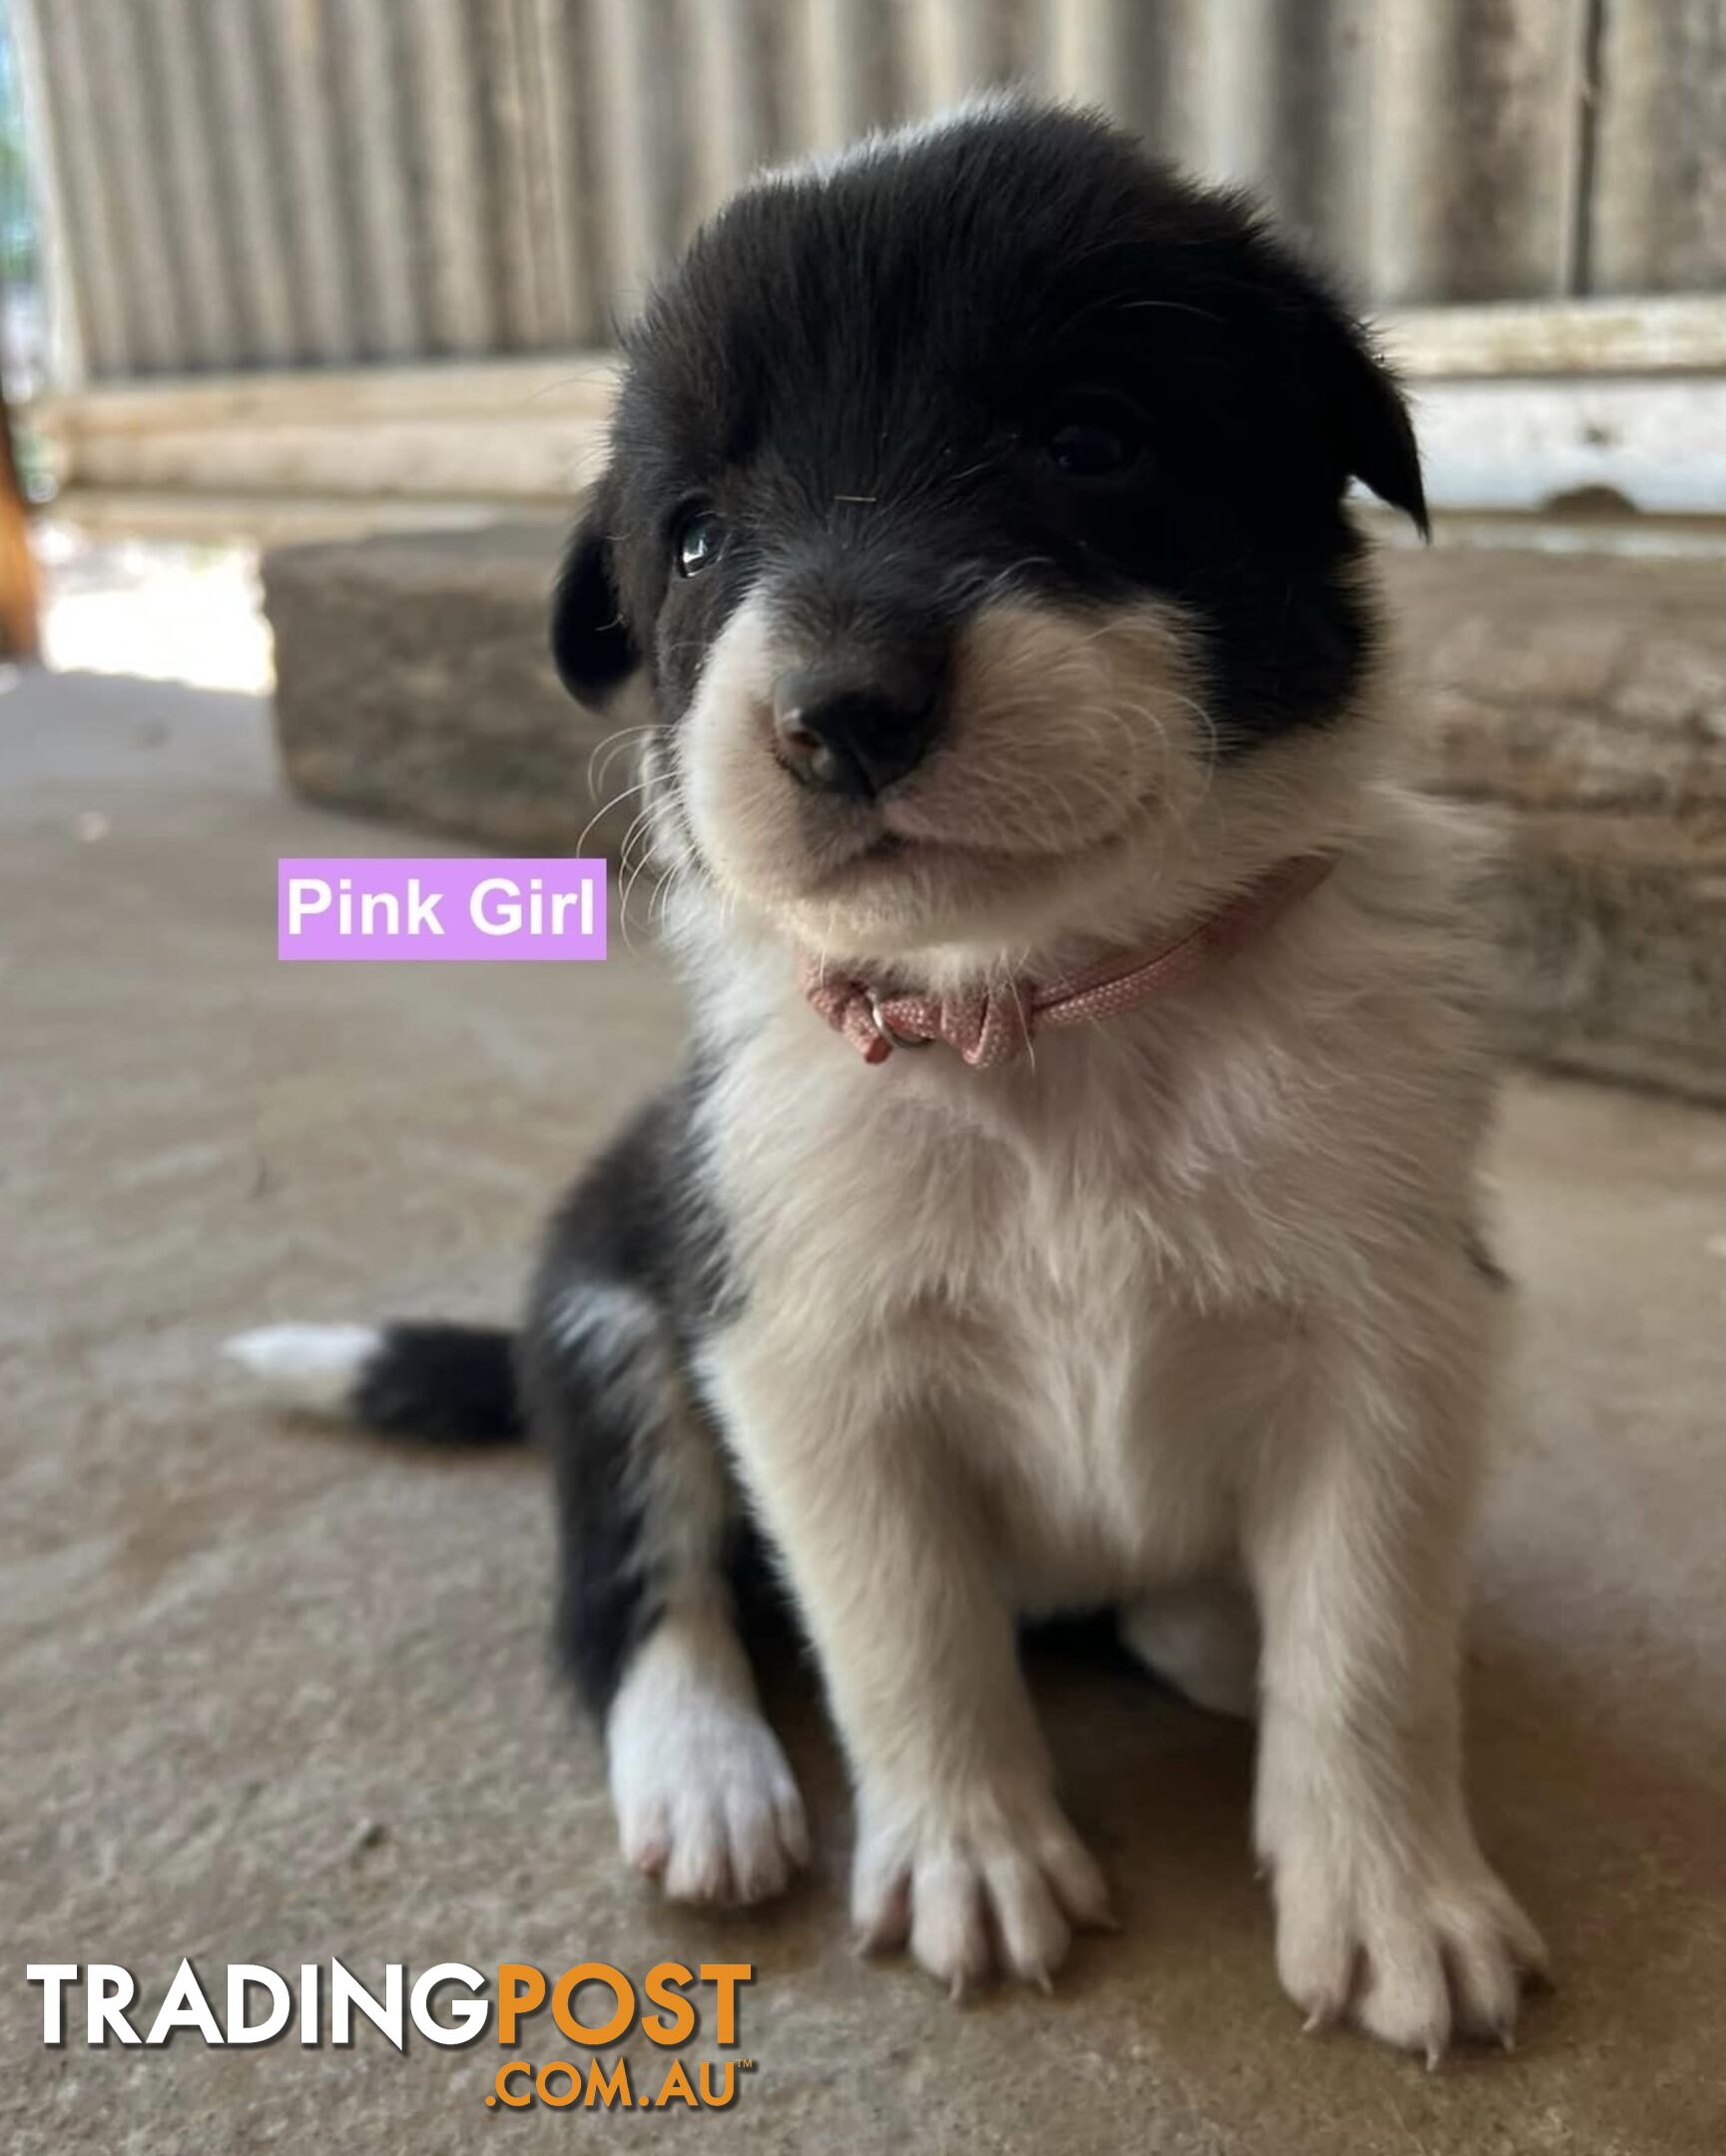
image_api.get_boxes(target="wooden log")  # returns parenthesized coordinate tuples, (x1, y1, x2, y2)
(263, 523, 638, 858)
(38, 347, 1726, 516)
(1380, 293, 1726, 376)
(1407, 375, 1726, 516)
(61, 416, 607, 503)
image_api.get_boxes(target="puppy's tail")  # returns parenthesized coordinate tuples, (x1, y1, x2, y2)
(223, 1322, 522, 1445)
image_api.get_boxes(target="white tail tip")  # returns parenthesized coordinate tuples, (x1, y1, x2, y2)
(222, 1324, 381, 1415)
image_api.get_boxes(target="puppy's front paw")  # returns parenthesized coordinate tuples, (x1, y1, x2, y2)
(852, 1781, 1113, 1996)
(609, 1668, 809, 1907)
(1268, 1823, 1546, 2061)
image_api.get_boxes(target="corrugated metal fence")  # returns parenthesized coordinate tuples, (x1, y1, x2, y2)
(21, 0, 1726, 385)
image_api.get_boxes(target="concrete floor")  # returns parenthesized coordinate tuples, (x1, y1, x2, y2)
(3, 669, 1724, 2154)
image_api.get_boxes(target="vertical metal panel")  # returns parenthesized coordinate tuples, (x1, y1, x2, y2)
(516, 0, 599, 342)
(1119, 0, 1219, 173)
(1373, 0, 1591, 304)
(790, 0, 893, 153)
(202, 1, 301, 363)
(143, 0, 245, 369)
(71, 0, 182, 370)
(1250, 0, 1382, 290)
(1039, 0, 1375, 279)
(994, 0, 1040, 82)
(13, 0, 92, 384)
(23, 0, 1726, 392)
(587, 0, 680, 320)
(1034, 0, 1198, 165)
(1038, 0, 1174, 138)
(480, 0, 553, 345)
(680, 0, 770, 225)
(474, 0, 597, 346)
(1038, 0, 1128, 112)
(896, 0, 1000, 114)
(1182, 0, 1277, 185)
(258, 0, 359, 364)
(408, 0, 499, 353)
(328, 0, 425, 357)
(1589, 0, 1726, 295)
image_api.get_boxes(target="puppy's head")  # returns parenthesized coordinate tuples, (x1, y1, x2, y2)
(555, 101, 1424, 963)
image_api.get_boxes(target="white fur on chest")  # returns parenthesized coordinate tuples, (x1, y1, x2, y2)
(684, 788, 1490, 1616)
(696, 953, 1347, 1609)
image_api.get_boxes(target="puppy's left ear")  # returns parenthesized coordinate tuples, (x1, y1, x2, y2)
(1307, 304, 1430, 538)
(551, 476, 641, 705)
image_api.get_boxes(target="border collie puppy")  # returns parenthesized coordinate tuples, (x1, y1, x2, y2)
(231, 101, 1544, 2056)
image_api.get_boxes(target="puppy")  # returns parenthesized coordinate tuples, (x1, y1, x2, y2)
(231, 101, 1545, 2057)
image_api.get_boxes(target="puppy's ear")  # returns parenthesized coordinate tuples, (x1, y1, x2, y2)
(551, 480, 640, 704)
(1304, 302, 1430, 538)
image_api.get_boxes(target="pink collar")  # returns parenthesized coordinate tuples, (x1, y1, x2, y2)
(802, 853, 1336, 1068)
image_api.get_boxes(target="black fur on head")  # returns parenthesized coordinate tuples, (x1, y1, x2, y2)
(551, 99, 1425, 758)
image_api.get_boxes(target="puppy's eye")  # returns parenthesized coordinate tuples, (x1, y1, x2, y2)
(1041, 396, 1146, 481)
(673, 507, 726, 577)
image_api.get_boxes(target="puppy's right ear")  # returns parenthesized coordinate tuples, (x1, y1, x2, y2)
(551, 480, 640, 705)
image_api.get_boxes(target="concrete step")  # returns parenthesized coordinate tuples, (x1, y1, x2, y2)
(1391, 544, 1725, 1103)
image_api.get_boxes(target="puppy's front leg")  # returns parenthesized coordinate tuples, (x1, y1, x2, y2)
(710, 1331, 1112, 1994)
(1246, 1273, 1545, 2060)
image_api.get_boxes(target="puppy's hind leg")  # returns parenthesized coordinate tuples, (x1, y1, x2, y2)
(524, 1277, 808, 1907)
(1120, 1578, 1260, 1721)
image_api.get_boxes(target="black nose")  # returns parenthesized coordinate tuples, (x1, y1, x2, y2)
(772, 664, 940, 801)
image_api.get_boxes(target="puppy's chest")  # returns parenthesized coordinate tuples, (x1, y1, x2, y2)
(715, 1030, 1297, 1591)
(914, 1107, 1275, 1596)
(727, 1025, 1290, 1306)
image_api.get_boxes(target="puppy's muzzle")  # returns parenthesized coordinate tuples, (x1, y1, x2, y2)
(772, 660, 940, 802)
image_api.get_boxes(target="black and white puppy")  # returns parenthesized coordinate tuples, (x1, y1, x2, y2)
(231, 101, 1545, 2057)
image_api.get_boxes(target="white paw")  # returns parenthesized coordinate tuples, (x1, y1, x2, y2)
(1268, 1824, 1546, 2060)
(852, 1779, 1114, 1996)
(607, 1630, 809, 1907)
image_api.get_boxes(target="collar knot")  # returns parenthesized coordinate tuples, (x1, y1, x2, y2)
(800, 969, 1035, 1068)
(801, 853, 1336, 1069)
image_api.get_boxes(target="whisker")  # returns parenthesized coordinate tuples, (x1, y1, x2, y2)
(585, 723, 658, 801)
(576, 777, 652, 859)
